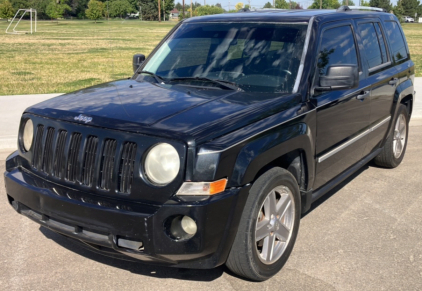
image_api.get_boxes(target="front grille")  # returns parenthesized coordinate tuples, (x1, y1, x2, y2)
(67, 133, 82, 182)
(32, 125, 44, 169)
(29, 124, 136, 195)
(99, 139, 117, 191)
(42, 127, 55, 174)
(81, 136, 99, 186)
(118, 142, 137, 194)
(53, 130, 68, 178)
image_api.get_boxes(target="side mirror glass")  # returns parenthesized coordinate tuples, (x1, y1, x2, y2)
(315, 65, 359, 92)
(133, 54, 145, 73)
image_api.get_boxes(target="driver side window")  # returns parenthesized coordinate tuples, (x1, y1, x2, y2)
(317, 25, 358, 78)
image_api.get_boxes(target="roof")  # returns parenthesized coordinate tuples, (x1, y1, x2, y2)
(171, 8, 179, 13)
(184, 9, 397, 24)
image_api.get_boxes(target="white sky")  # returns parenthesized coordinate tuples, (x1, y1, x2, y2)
(179, 0, 398, 10)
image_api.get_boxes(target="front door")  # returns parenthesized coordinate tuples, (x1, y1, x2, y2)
(313, 21, 371, 190)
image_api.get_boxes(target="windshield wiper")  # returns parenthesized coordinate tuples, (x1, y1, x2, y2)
(168, 76, 243, 91)
(139, 71, 165, 84)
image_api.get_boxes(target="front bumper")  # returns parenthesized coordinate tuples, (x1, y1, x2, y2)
(4, 152, 250, 268)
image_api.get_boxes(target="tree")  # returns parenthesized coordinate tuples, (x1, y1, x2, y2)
(401, 0, 420, 17)
(215, 3, 222, 8)
(341, 0, 355, 5)
(195, 4, 223, 15)
(294, 2, 303, 8)
(85, 0, 103, 22)
(162, 0, 175, 20)
(361, 0, 370, 6)
(393, 0, 405, 18)
(46, 0, 71, 22)
(235, 2, 243, 10)
(109, 0, 132, 18)
(275, 0, 289, 8)
(308, 0, 340, 9)
(0, 0, 15, 21)
(263, 1, 272, 7)
(175, 1, 182, 10)
(369, 0, 392, 11)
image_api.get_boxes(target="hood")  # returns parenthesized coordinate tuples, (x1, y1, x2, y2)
(26, 79, 301, 144)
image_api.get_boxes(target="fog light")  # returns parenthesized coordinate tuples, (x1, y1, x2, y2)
(181, 216, 197, 235)
(167, 215, 197, 241)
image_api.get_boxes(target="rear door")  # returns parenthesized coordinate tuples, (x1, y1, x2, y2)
(355, 19, 398, 156)
(312, 21, 371, 190)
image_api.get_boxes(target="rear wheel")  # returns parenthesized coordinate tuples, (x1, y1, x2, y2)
(226, 167, 301, 281)
(374, 105, 409, 168)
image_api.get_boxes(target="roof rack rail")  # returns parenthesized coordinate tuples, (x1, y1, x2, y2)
(237, 8, 288, 12)
(337, 5, 387, 12)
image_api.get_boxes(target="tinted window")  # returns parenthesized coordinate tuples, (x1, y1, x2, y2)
(358, 23, 383, 68)
(317, 25, 358, 76)
(375, 23, 388, 63)
(143, 22, 308, 93)
(384, 21, 408, 62)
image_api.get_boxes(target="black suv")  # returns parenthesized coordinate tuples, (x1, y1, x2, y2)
(4, 7, 415, 281)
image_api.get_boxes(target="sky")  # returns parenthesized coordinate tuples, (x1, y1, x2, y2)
(178, 0, 399, 10)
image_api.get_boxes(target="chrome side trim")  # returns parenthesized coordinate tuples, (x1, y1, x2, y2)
(317, 116, 391, 163)
(197, 108, 316, 155)
(293, 16, 314, 93)
(371, 116, 391, 131)
(368, 61, 391, 73)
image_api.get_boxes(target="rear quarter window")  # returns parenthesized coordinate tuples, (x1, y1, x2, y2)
(383, 21, 409, 62)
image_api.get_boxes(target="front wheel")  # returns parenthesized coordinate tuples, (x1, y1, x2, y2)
(374, 104, 409, 168)
(226, 167, 301, 281)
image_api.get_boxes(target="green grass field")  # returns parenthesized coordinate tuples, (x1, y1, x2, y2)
(0, 20, 420, 95)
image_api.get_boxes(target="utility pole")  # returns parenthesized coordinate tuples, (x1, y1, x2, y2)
(158, 0, 161, 22)
(319, 0, 322, 9)
(346, 0, 349, 5)
(182, 0, 185, 18)
(190, 0, 192, 17)
(228, 0, 230, 10)
(273, 0, 275, 8)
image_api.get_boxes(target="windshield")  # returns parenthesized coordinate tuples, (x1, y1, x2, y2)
(141, 22, 308, 93)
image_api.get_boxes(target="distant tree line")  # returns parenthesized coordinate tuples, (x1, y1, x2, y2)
(0, 0, 174, 21)
(1, 0, 422, 22)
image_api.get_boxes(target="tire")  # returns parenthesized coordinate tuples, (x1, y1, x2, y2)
(226, 167, 301, 281)
(374, 104, 409, 168)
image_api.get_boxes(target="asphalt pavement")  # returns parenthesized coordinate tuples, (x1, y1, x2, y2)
(1, 80, 422, 290)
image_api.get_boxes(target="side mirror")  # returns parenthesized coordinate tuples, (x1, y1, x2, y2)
(133, 54, 145, 73)
(315, 65, 359, 92)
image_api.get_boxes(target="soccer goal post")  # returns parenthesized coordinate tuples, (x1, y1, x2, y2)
(6, 8, 37, 34)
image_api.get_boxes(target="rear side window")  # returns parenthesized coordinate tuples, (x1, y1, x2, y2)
(317, 25, 358, 76)
(358, 23, 386, 68)
(384, 21, 408, 62)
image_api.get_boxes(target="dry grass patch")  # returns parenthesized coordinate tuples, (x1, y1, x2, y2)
(0, 20, 176, 95)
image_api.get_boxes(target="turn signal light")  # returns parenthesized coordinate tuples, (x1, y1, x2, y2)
(176, 178, 228, 196)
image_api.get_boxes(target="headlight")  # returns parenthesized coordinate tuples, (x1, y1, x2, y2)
(22, 119, 34, 151)
(144, 143, 180, 185)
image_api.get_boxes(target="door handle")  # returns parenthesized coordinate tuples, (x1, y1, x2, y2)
(389, 78, 398, 85)
(356, 91, 370, 100)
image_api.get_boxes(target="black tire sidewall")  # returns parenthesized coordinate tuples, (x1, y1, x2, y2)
(245, 168, 301, 280)
(389, 105, 409, 167)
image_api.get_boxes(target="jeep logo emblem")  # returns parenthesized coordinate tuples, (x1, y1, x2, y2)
(74, 114, 93, 123)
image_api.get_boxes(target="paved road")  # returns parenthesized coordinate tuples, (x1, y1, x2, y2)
(1, 128, 422, 289)
(0, 77, 421, 150)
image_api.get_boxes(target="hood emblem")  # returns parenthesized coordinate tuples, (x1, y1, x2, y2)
(74, 114, 93, 123)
